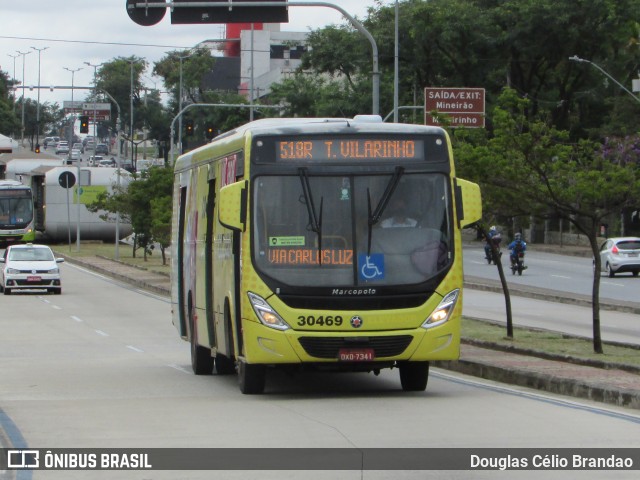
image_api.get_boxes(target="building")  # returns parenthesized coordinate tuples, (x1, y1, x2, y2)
(198, 23, 308, 101)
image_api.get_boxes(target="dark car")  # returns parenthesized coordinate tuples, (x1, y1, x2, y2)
(95, 143, 109, 155)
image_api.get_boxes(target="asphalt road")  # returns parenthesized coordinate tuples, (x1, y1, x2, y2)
(1, 261, 640, 479)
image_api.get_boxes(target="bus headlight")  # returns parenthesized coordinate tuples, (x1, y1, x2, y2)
(248, 292, 290, 331)
(422, 289, 459, 329)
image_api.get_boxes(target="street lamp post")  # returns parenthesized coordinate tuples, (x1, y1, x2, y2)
(129, 58, 144, 169)
(16, 50, 32, 146)
(64, 66, 82, 251)
(569, 55, 640, 105)
(64, 66, 83, 252)
(7, 53, 19, 110)
(31, 46, 49, 151)
(84, 62, 104, 156)
(177, 51, 192, 155)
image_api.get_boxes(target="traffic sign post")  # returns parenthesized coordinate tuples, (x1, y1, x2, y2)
(58, 171, 76, 249)
(424, 87, 485, 128)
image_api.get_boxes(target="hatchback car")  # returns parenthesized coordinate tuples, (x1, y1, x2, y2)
(598, 237, 640, 277)
(0, 244, 64, 294)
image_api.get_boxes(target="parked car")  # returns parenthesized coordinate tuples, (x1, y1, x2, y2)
(55, 141, 69, 155)
(0, 243, 64, 295)
(95, 143, 109, 155)
(598, 237, 640, 277)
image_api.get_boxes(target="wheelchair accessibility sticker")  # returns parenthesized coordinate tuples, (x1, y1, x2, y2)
(358, 254, 385, 281)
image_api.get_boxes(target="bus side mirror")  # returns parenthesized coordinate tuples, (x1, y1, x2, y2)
(218, 180, 247, 232)
(455, 178, 482, 228)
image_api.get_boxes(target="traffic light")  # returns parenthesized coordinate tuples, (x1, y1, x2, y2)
(80, 116, 89, 134)
(205, 124, 215, 140)
(35, 143, 40, 153)
(185, 119, 194, 136)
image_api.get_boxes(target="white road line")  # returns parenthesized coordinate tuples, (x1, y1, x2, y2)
(551, 275, 571, 279)
(168, 364, 191, 374)
(95, 330, 109, 337)
(71, 316, 83, 323)
(52, 305, 62, 310)
(602, 281, 626, 287)
(126, 345, 144, 353)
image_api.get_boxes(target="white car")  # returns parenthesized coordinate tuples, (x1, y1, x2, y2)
(0, 243, 64, 295)
(55, 142, 70, 155)
(69, 149, 82, 161)
(598, 237, 640, 277)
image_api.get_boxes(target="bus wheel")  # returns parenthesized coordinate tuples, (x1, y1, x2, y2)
(3, 287, 11, 296)
(238, 360, 266, 394)
(215, 354, 235, 375)
(399, 361, 429, 391)
(189, 302, 214, 375)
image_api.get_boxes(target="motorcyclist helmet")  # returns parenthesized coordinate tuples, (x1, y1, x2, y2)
(489, 226, 496, 233)
(514, 232, 522, 240)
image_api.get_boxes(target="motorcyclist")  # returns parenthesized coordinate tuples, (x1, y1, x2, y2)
(484, 226, 502, 262)
(508, 232, 527, 267)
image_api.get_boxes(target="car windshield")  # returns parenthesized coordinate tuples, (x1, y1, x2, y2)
(8, 247, 54, 262)
(252, 172, 451, 288)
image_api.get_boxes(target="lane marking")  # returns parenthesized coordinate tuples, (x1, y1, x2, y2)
(551, 275, 571, 279)
(168, 364, 191, 374)
(127, 345, 144, 353)
(95, 330, 109, 337)
(71, 316, 83, 323)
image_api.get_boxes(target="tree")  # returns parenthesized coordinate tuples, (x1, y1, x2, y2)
(0, 70, 20, 136)
(455, 88, 640, 353)
(153, 48, 216, 109)
(87, 166, 173, 262)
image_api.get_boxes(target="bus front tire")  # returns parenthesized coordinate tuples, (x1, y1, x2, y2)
(399, 361, 429, 391)
(238, 361, 266, 394)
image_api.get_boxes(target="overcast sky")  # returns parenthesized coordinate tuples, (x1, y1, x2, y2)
(1, 0, 394, 106)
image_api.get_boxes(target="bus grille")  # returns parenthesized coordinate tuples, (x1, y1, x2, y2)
(298, 335, 413, 359)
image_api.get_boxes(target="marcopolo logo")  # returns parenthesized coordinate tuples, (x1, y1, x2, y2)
(350, 315, 364, 328)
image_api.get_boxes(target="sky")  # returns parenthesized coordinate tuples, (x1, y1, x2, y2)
(0, 0, 394, 106)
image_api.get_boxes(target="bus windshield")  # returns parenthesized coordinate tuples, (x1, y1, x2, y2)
(253, 172, 451, 288)
(0, 194, 34, 228)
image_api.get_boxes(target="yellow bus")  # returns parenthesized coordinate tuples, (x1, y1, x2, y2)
(171, 115, 481, 394)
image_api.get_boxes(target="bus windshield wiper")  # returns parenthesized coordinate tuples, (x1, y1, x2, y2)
(298, 168, 324, 264)
(367, 166, 404, 256)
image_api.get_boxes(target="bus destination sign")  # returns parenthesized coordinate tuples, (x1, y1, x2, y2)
(276, 139, 424, 162)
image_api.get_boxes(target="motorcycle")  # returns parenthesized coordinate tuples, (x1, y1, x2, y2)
(510, 251, 526, 275)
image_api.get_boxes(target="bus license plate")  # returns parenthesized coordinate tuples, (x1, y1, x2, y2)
(27, 276, 41, 282)
(338, 348, 375, 362)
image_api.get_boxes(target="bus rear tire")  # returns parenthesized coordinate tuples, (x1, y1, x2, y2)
(399, 361, 429, 391)
(238, 360, 266, 394)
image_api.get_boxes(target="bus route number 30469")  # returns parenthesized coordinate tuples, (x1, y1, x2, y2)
(297, 315, 343, 327)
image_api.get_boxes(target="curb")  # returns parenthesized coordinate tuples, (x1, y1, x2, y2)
(434, 358, 640, 410)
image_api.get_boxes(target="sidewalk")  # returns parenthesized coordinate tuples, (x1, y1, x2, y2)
(62, 253, 640, 410)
